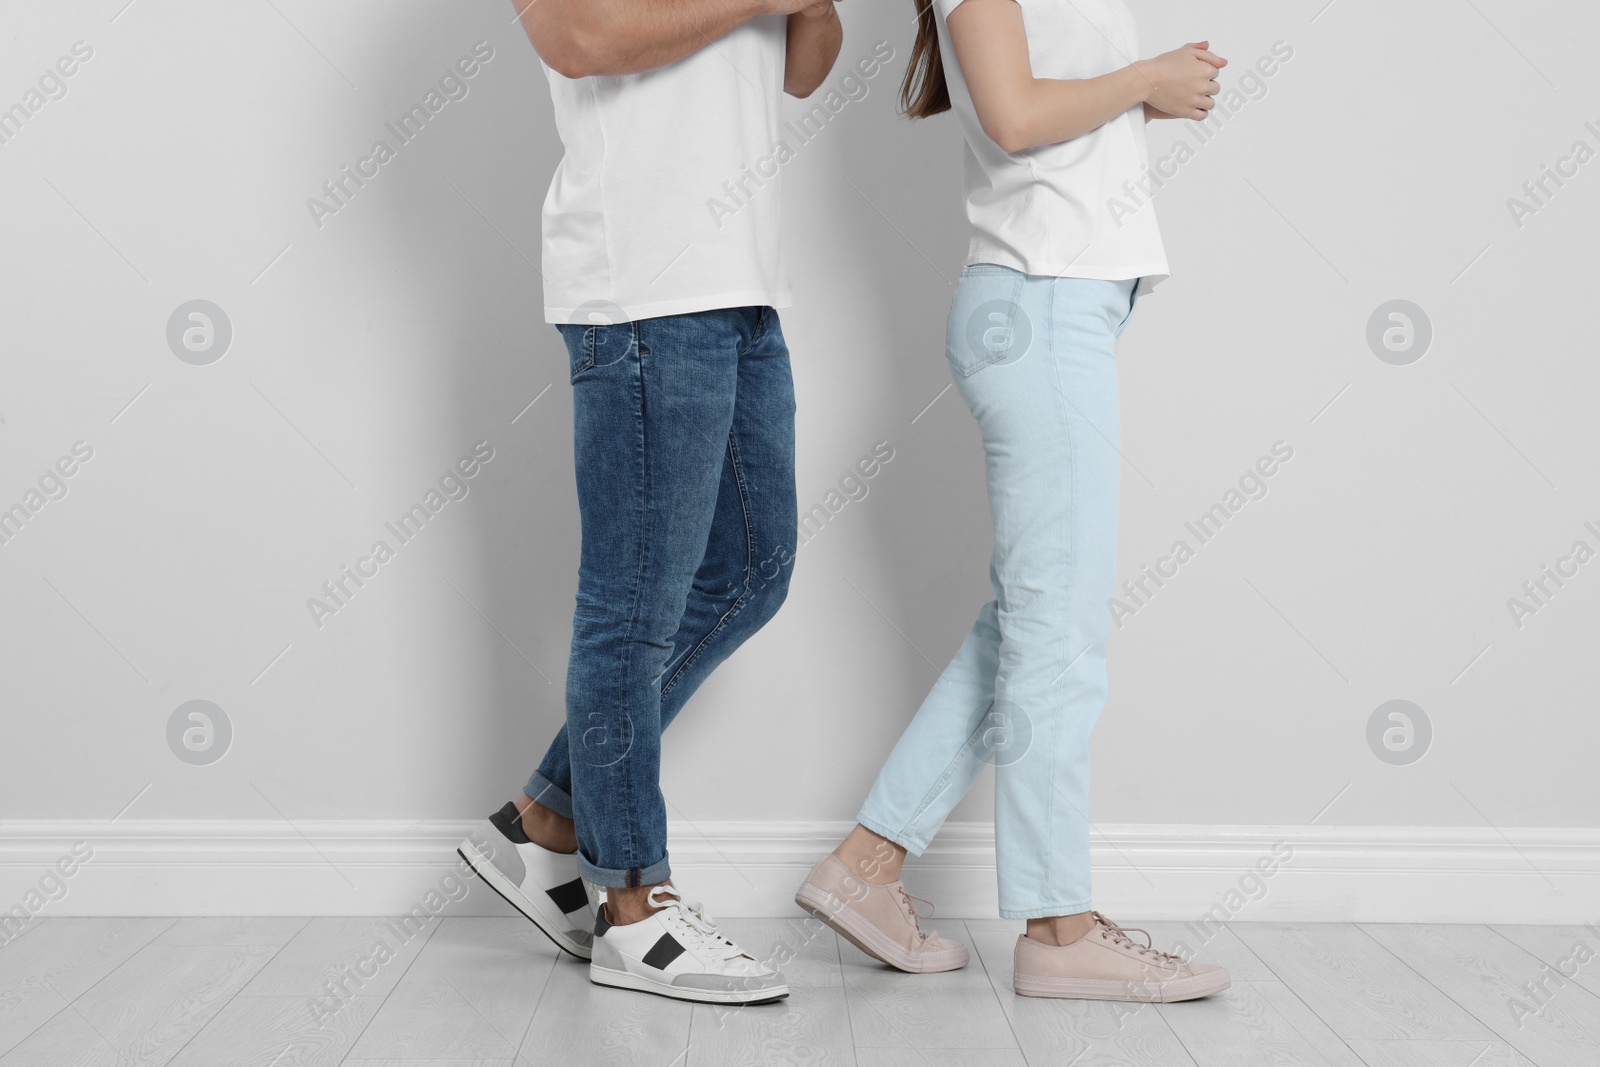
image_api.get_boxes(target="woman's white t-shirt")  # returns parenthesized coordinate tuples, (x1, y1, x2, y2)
(932, 0, 1170, 292)
(539, 17, 793, 324)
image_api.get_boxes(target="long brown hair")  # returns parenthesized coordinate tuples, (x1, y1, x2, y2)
(900, 0, 951, 118)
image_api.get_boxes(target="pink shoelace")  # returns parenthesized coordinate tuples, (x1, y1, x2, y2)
(1092, 911, 1183, 964)
(897, 885, 943, 944)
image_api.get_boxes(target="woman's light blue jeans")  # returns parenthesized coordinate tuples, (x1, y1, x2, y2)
(857, 266, 1139, 919)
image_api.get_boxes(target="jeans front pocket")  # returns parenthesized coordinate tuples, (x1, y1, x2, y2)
(1112, 278, 1141, 339)
(947, 265, 1034, 377)
(557, 322, 634, 382)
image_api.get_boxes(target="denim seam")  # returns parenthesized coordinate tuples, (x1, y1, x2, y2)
(580, 852, 670, 890)
(1115, 279, 1139, 337)
(615, 324, 651, 884)
(660, 432, 757, 700)
(896, 708, 994, 849)
(1044, 281, 1077, 898)
(1002, 899, 1093, 921)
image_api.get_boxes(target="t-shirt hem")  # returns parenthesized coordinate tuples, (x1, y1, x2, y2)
(965, 251, 1171, 285)
(544, 290, 794, 325)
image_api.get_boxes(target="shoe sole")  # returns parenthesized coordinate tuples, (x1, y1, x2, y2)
(1013, 968, 1232, 1002)
(590, 964, 789, 1005)
(794, 882, 969, 974)
(456, 841, 592, 961)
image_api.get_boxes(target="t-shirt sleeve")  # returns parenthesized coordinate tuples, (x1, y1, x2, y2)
(935, 0, 1020, 20)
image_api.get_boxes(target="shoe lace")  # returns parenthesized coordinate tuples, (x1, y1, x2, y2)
(897, 886, 942, 944)
(647, 884, 748, 961)
(1092, 912, 1182, 963)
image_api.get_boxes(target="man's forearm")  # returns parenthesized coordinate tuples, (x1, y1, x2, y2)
(784, 4, 842, 98)
(514, 0, 775, 79)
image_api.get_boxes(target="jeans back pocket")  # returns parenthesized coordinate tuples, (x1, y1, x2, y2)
(946, 265, 1034, 377)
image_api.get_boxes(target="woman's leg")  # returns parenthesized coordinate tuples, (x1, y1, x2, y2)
(846, 268, 1132, 904)
(974, 274, 1133, 922)
(820, 271, 1228, 996)
(846, 269, 1066, 868)
(850, 597, 1006, 865)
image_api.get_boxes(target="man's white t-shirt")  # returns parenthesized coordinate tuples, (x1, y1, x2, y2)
(932, 0, 1170, 293)
(539, 17, 794, 325)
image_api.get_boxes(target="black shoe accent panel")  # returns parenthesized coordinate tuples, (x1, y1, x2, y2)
(642, 933, 687, 971)
(595, 904, 614, 937)
(490, 802, 533, 845)
(546, 877, 589, 916)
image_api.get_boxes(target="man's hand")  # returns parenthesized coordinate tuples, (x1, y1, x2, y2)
(784, 0, 842, 98)
(1137, 41, 1226, 120)
(516, 0, 800, 80)
(765, 0, 832, 13)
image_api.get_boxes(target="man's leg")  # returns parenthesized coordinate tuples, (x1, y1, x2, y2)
(460, 311, 736, 958)
(551, 310, 749, 899)
(658, 304, 798, 717)
(521, 308, 797, 850)
(511, 308, 793, 1004)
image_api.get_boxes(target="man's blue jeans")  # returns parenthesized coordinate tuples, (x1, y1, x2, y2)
(525, 306, 797, 888)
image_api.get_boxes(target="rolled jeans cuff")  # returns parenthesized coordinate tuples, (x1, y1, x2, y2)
(580, 851, 672, 890)
(522, 772, 573, 821)
(856, 812, 931, 858)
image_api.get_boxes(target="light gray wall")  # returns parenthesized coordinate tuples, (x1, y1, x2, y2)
(2, 0, 1595, 845)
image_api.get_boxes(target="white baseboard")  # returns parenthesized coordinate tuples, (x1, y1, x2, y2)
(1, 820, 1596, 926)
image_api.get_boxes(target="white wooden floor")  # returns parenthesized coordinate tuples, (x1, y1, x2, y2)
(0, 915, 1594, 1066)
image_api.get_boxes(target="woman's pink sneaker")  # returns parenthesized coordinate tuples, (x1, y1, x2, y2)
(794, 854, 969, 973)
(1013, 912, 1230, 1001)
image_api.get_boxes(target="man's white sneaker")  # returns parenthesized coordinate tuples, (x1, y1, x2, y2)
(589, 885, 789, 1004)
(457, 801, 596, 959)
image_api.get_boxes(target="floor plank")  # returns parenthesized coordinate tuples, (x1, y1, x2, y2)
(686, 917, 854, 1067)
(1157, 979, 1367, 1067)
(964, 919, 1196, 1066)
(1136, 920, 1276, 982)
(856, 1051, 1027, 1067)
(516, 956, 690, 1067)
(0, 917, 48, 951)
(240, 916, 439, 998)
(843, 919, 1018, 1052)
(0, 1006, 129, 1067)
(150, 916, 309, 948)
(166, 993, 381, 1067)
(69, 942, 281, 1065)
(1361, 922, 1600, 1067)
(1231, 923, 1496, 1041)
(0, 917, 175, 1058)
(346, 918, 556, 1062)
(1344, 1039, 1536, 1066)
(1489, 924, 1600, 1000)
